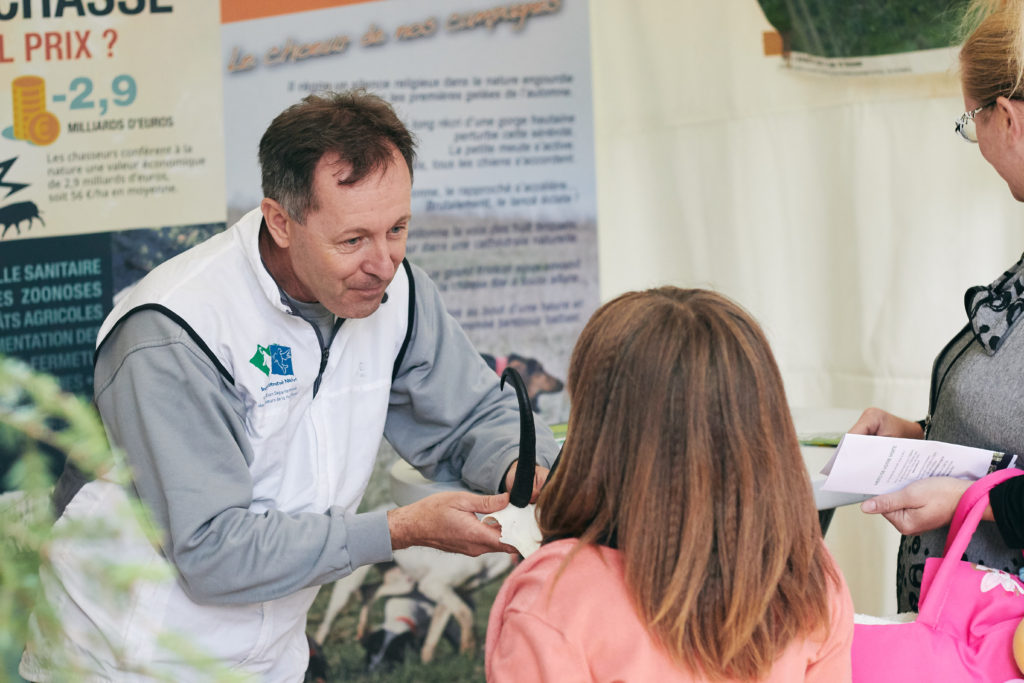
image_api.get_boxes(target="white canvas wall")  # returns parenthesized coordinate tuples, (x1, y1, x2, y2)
(588, 0, 1024, 616)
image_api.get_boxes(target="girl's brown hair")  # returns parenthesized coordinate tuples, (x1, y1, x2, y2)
(960, 0, 1024, 103)
(537, 287, 838, 681)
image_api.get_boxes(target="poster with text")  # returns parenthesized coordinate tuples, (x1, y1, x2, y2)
(222, 0, 598, 428)
(0, 2, 226, 397)
(0, 2, 226, 237)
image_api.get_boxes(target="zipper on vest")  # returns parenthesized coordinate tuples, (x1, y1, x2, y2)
(313, 347, 329, 397)
(312, 319, 343, 398)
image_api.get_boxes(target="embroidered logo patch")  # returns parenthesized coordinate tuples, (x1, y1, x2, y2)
(249, 344, 294, 376)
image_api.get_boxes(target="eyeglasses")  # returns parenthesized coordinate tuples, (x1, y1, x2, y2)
(955, 103, 993, 143)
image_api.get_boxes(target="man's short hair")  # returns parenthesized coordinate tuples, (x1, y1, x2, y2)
(258, 89, 417, 223)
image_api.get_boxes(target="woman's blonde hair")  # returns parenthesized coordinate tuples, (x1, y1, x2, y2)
(960, 0, 1024, 103)
(537, 288, 838, 681)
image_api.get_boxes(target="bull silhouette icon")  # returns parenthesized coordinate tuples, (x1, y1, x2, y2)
(0, 200, 44, 238)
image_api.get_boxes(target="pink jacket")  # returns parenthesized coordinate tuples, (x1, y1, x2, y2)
(486, 538, 854, 682)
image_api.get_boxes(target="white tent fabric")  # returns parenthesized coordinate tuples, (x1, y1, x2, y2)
(589, 1, 1024, 616)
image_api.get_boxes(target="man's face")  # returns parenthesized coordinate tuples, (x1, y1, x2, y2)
(270, 148, 411, 319)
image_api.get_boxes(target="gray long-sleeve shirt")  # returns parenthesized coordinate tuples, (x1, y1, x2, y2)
(92, 261, 558, 605)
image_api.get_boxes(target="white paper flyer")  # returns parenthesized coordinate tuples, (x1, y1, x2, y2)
(821, 433, 1013, 496)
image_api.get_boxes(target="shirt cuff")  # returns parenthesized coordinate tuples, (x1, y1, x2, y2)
(491, 446, 522, 493)
(989, 474, 1024, 548)
(343, 508, 394, 569)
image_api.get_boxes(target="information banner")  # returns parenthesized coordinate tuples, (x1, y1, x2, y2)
(0, 1, 226, 240)
(0, 234, 112, 394)
(221, 4, 597, 675)
(222, 0, 598, 425)
(0, 3, 226, 397)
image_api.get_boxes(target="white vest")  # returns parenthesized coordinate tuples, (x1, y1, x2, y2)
(24, 208, 410, 681)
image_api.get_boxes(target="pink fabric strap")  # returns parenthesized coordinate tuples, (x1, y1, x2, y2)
(921, 475, 1007, 626)
(943, 468, 1023, 556)
(919, 469, 1024, 627)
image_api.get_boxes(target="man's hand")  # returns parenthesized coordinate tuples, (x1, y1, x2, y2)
(503, 461, 550, 503)
(849, 407, 924, 439)
(860, 477, 981, 535)
(387, 491, 518, 556)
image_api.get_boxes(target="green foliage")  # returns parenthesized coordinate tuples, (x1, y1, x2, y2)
(758, 0, 971, 57)
(0, 354, 247, 682)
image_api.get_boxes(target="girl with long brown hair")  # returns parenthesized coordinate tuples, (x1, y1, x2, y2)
(486, 287, 853, 681)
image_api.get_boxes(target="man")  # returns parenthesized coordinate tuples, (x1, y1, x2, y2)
(20, 90, 557, 681)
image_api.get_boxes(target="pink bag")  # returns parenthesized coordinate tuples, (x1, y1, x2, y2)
(852, 468, 1024, 683)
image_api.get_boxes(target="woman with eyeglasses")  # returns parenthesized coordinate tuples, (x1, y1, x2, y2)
(850, 0, 1024, 613)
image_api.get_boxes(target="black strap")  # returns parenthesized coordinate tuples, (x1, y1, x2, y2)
(94, 304, 235, 385)
(391, 259, 416, 382)
(925, 322, 975, 436)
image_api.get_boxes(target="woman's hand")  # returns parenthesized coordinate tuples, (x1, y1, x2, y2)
(860, 477, 980, 535)
(848, 407, 924, 439)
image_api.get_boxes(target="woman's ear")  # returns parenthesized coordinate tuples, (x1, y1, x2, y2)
(260, 197, 293, 249)
(995, 96, 1024, 142)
